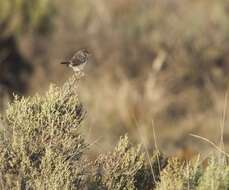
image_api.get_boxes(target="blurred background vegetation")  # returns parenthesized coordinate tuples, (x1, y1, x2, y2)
(0, 0, 229, 158)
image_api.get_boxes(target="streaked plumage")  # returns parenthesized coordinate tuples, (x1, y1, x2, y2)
(60, 49, 90, 72)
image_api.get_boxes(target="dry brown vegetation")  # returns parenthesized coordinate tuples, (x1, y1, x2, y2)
(0, 0, 229, 171)
(0, 76, 228, 189)
(36, 0, 229, 156)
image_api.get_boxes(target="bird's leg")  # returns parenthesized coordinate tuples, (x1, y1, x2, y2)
(74, 71, 85, 79)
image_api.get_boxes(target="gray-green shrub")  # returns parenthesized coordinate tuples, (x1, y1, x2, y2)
(0, 76, 87, 189)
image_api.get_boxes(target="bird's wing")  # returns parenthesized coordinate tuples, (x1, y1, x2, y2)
(71, 52, 87, 66)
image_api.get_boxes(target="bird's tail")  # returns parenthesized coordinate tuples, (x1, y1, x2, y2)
(60, 61, 70, 65)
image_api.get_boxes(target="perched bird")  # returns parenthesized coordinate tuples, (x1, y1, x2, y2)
(60, 49, 90, 72)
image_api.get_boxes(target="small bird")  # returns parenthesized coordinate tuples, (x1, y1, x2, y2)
(60, 49, 90, 73)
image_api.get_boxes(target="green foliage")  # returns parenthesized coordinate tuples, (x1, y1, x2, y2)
(0, 76, 87, 189)
(94, 135, 147, 189)
(0, 75, 229, 189)
(0, 0, 54, 39)
(197, 157, 229, 190)
(156, 158, 202, 190)
(156, 156, 229, 190)
(99, 135, 145, 189)
(85, 136, 166, 190)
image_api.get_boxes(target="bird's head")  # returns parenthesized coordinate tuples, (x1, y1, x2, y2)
(81, 48, 91, 56)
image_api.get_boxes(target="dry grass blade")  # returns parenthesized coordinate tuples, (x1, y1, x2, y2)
(152, 120, 161, 173)
(189, 134, 229, 158)
(134, 118, 157, 184)
(220, 90, 228, 151)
